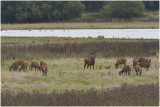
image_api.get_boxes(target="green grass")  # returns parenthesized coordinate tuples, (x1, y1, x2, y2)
(1, 57, 159, 93)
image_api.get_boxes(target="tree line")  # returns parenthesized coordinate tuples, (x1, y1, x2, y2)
(1, 1, 159, 23)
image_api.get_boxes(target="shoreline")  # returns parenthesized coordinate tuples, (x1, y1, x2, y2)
(1, 22, 159, 30)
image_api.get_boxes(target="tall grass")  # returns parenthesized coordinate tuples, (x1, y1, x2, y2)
(1, 83, 159, 106)
(1, 41, 159, 60)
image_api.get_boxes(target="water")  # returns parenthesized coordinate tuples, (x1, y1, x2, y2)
(1, 29, 159, 39)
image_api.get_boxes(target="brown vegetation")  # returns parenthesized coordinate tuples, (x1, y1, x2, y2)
(1, 83, 158, 106)
(2, 41, 158, 61)
(1, 22, 159, 30)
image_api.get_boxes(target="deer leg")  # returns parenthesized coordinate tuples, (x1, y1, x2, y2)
(45, 71, 47, 75)
(93, 64, 94, 70)
(19, 67, 21, 72)
(87, 65, 89, 69)
(128, 71, 130, 75)
(42, 70, 44, 76)
(140, 71, 142, 76)
(16, 67, 18, 72)
(90, 65, 91, 69)
(84, 64, 86, 69)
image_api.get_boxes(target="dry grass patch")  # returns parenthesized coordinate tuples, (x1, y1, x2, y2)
(1, 22, 159, 30)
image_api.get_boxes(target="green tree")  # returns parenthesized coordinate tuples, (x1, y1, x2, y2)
(101, 1, 145, 19)
(61, 1, 85, 20)
(82, 1, 106, 12)
(143, 1, 159, 11)
(1, 1, 85, 23)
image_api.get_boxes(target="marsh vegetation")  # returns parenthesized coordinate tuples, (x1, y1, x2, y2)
(1, 37, 159, 106)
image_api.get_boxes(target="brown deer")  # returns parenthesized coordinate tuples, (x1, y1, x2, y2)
(133, 57, 151, 67)
(19, 62, 28, 72)
(119, 65, 131, 76)
(40, 61, 48, 76)
(9, 60, 24, 72)
(138, 61, 151, 71)
(29, 62, 41, 72)
(133, 57, 140, 67)
(135, 64, 142, 76)
(84, 53, 95, 70)
(115, 57, 127, 68)
(41, 64, 48, 76)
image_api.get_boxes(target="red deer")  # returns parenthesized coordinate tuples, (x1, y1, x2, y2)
(115, 57, 127, 68)
(40, 61, 47, 75)
(9, 60, 24, 72)
(138, 61, 151, 71)
(133, 57, 140, 67)
(9, 64, 18, 72)
(19, 62, 28, 72)
(84, 54, 95, 69)
(133, 57, 151, 67)
(119, 65, 131, 76)
(41, 64, 48, 76)
(135, 65, 142, 76)
(139, 57, 151, 63)
(29, 62, 40, 72)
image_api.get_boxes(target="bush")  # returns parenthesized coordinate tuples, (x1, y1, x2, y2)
(100, 1, 145, 19)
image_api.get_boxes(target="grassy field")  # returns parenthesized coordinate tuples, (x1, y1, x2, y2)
(1, 57, 159, 93)
(1, 37, 159, 105)
(1, 22, 159, 30)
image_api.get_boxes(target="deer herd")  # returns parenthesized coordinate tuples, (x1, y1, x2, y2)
(9, 53, 151, 76)
(9, 60, 48, 76)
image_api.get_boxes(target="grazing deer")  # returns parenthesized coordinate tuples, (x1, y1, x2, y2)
(115, 57, 127, 68)
(19, 62, 28, 72)
(29, 62, 41, 72)
(119, 65, 131, 76)
(9, 60, 24, 72)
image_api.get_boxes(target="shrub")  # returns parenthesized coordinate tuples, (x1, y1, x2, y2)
(100, 1, 145, 19)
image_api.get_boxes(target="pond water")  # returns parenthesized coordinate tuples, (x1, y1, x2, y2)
(1, 29, 159, 39)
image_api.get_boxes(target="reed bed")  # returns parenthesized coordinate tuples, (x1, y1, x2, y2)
(1, 41, 159, 60)
(1, 83, 159, 106)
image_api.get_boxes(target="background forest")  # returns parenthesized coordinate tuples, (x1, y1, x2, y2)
(1, 1, 159, 23)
